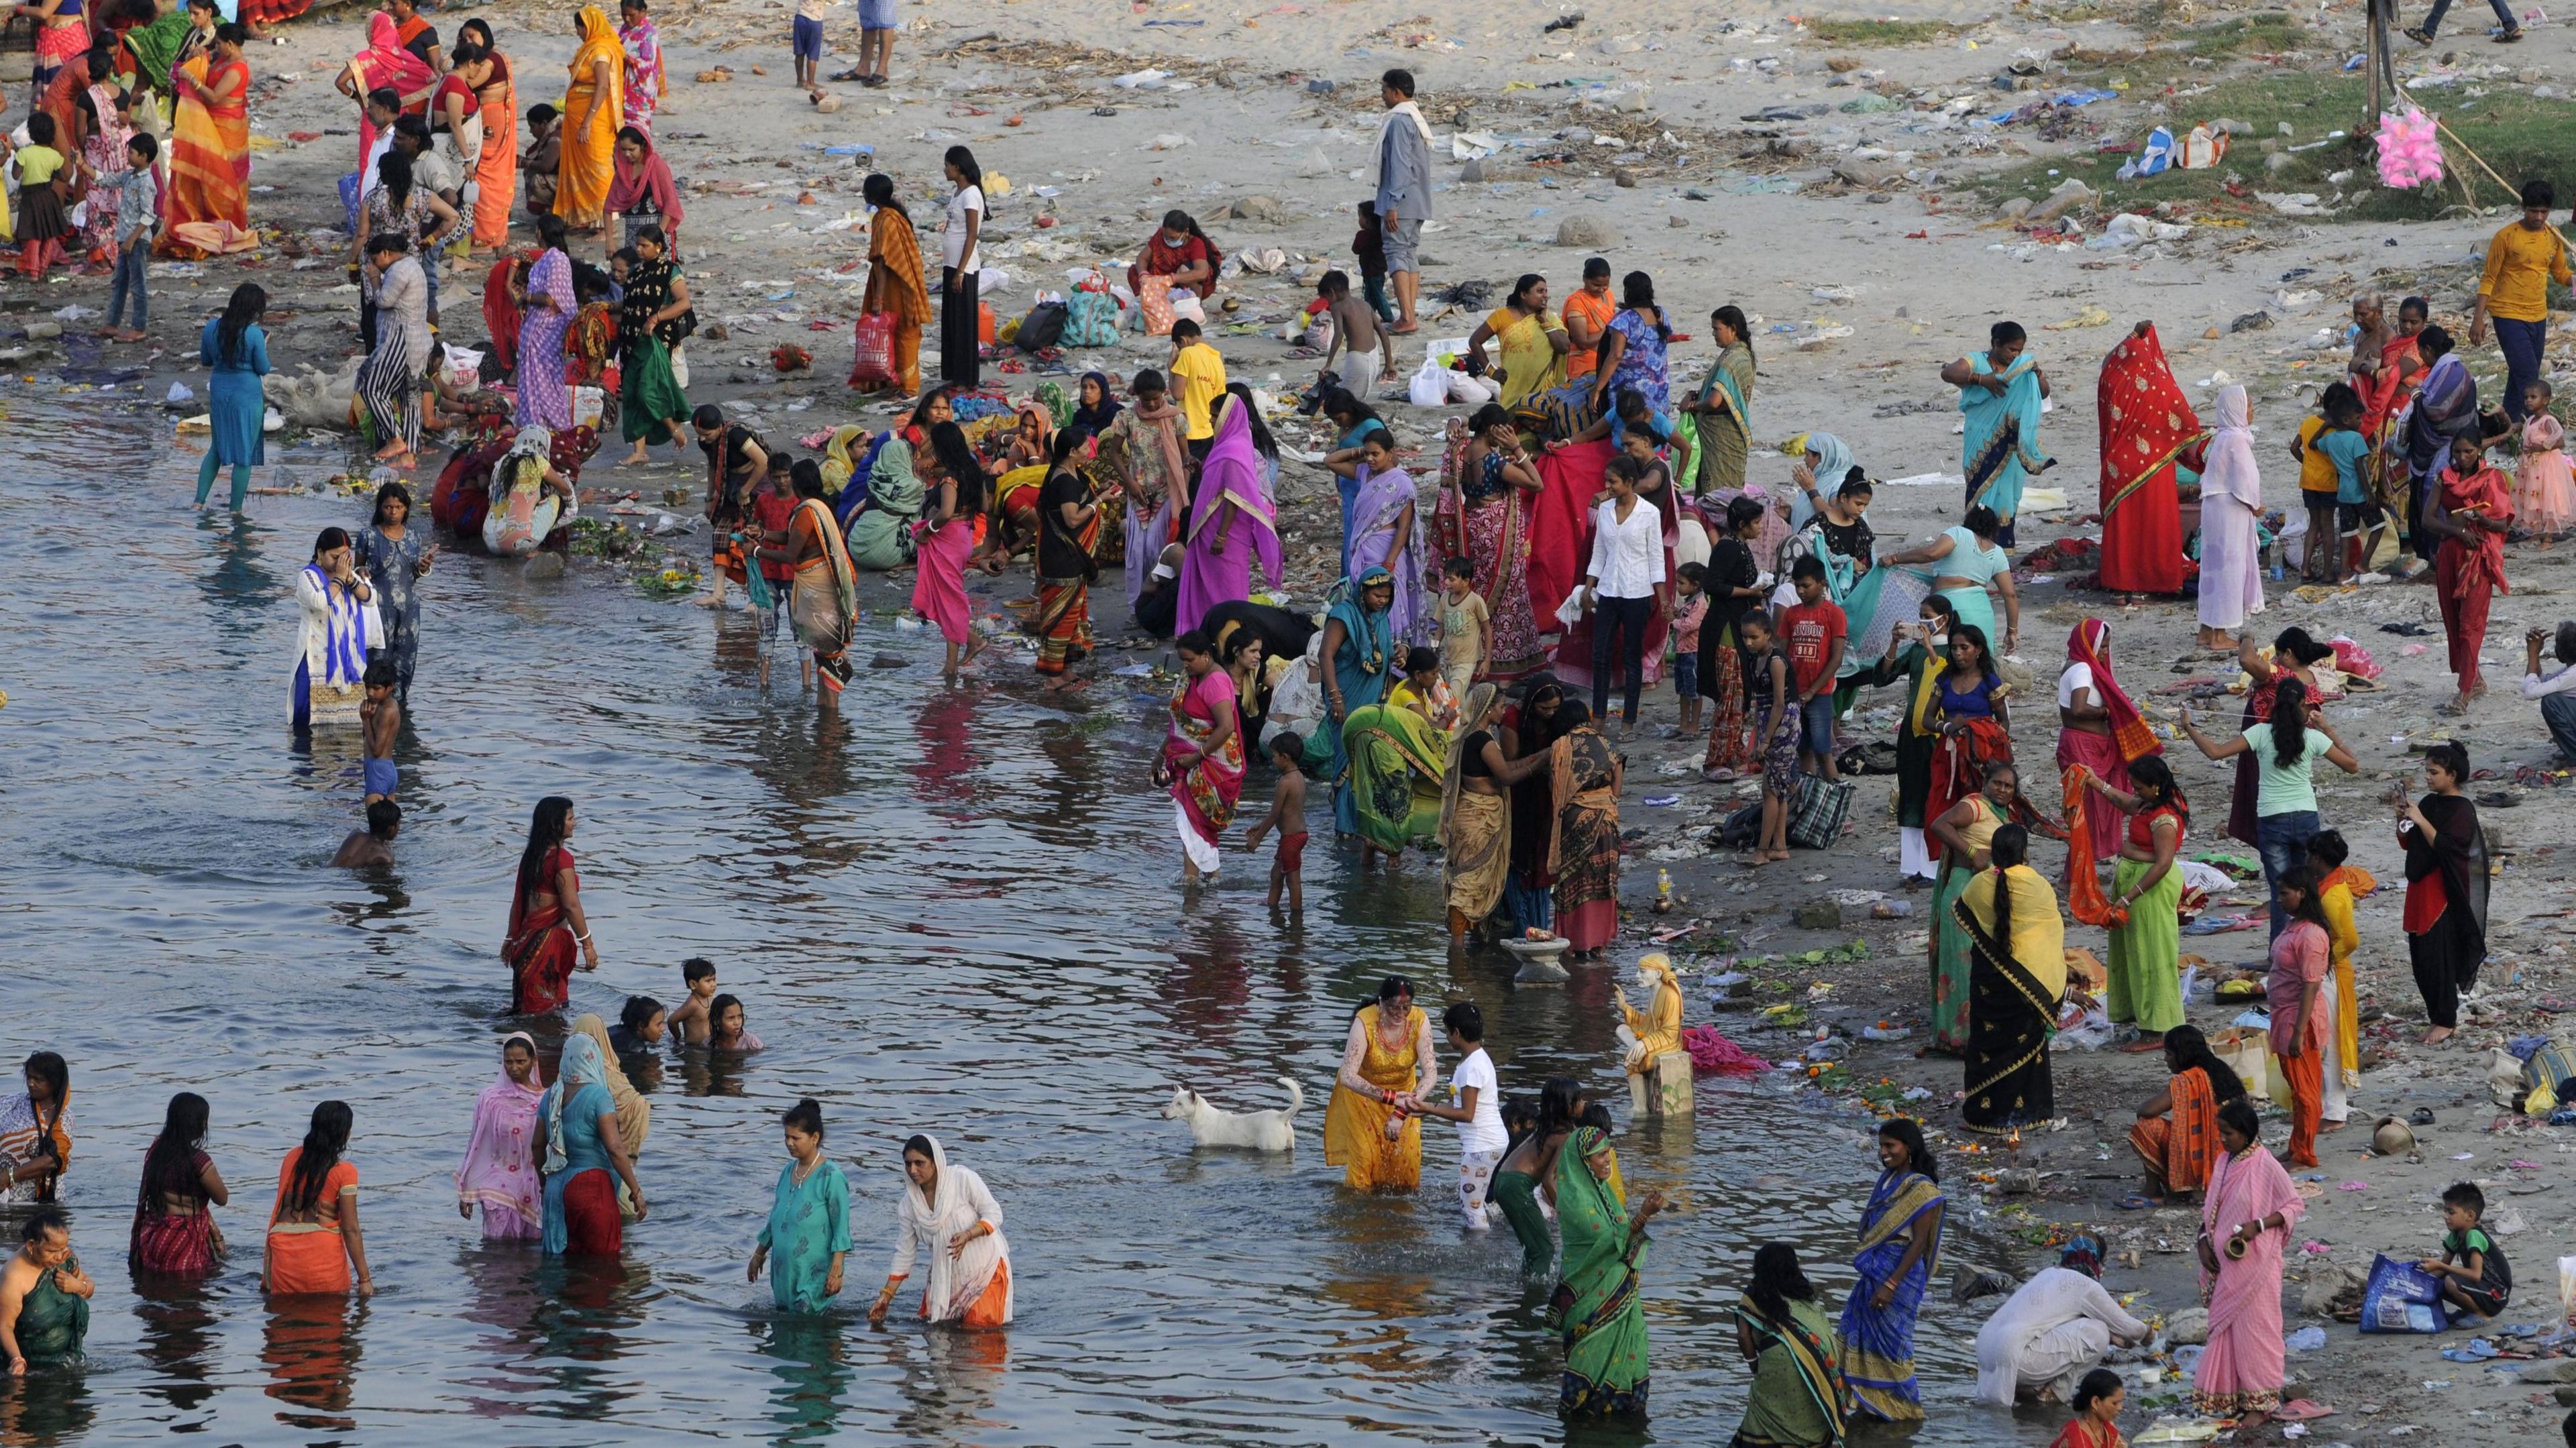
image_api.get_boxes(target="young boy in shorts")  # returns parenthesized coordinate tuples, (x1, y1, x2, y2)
(791, 0, 832, 95)
(1781, 556, 1847, 781)
(2418, 1180, 2512, 1321)
(1242, 733, 1309, 911)
(361, 661, 402, 802)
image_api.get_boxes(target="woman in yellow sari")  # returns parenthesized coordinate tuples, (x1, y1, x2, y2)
(1468, 274, 1571, 412)
(861, 174, 934, 395)
(161, 23, 251, 258)
(1955, 824, 2065, 1135)
(1323, 977, 1436, 1192)
(555, 7, 625, 233)
(2308, 830, 2371, 1129)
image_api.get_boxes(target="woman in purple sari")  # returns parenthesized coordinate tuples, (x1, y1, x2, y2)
(1173, 393, 1283, 637)
(1331, 430, 1424, 645)
(515, 215, 577, 430)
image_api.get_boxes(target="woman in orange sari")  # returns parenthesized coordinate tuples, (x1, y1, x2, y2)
(459, 18, 517, 250)
(860, 174, 933, 395)
(555, 6, 625, 234)
(263, 1101, 372, 1298)
(2127, 1025, 2243, 1205)
(160, 21, 250, 258)
(502, 796, 599, 1014)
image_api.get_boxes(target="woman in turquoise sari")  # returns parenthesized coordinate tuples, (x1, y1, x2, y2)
(1731, 1242, 1847, 1448)
(749, 1099, 851, 1313)
(1837, 1118, 1945, 1424)
(1318, 568, 1401, 838)
(1943, 321, 2053, 548)
(1549, 1124, 1666, 1418)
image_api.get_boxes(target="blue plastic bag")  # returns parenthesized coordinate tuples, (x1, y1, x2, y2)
(2359, 1252, 2445, 1334)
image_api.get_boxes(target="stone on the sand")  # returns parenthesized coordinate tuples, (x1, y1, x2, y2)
(2164, 1307, 2208, 1345)
(1994, 196, 2033, 222)
(1231, 194, 1287, 225)
(1794, 900, 1841, 930)
(2026, 178, 2093, 224)
(521, 553, 566, 581)
(2300, 1262, 2365, 1317)
(1552, 214, 1619, 247)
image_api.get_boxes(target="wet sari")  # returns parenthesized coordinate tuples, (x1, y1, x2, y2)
(264, 1150, 358, 1296)
(555, 7, 626, 228)
(1957, 863, 2066, 1133)
(537, 1035, 621, 1258)
(1321, 1003, 1426, 1191)
(789, 498, 858, 686)
(1550, 1125, 1649, 1417)
(1838, 1167, 1944, 1422)
(1962, 349, 2051, 546)
(502, 845, 580, 1014)
(131, 1148, 223, 1276)
(160, 53, 250, 258)
(15, 1270, 87, 1362)
(1434, 433, 1543, 678)
(1438, 686, 1512, 922)
(455, 1035, 545, 1240)
(1344, 690, 1446, 854)
(1324, 576, 1399, 837)
(1734, 1292, 1847, 1448)
(1163, 666, 1244, 874)
(1548, 724, 1621, 951)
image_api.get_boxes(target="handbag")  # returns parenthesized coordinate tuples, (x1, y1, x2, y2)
(1786, 774, 1854, 850)
(850, 311, 898, 386)
(1016, 300, 1067, 352)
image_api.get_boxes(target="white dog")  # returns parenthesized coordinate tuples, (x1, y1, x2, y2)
(1159, 1078, 1303, 1152)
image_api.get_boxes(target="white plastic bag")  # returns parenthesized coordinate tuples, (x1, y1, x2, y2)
(1408, 358, 1451, 408)
(1445, 371, 1495, 406)
(441, 344, 484, 392)
(1169, 292, 1206, 326)
(1554, 587, 1589, 626)
(573, 386, 605, 430)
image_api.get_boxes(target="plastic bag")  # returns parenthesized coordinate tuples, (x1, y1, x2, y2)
(441, 344, 484, 392)
(2359, 1252, 2445, 1334)
(849, 312, 898, 386)
(1408, 357, 1452, 408)
(1169, 290, 1206, 327)
(2208, 1026, 2289, 1110)
(1445, 370, 1495, 406)
(2558, 1254, 2576, 1329)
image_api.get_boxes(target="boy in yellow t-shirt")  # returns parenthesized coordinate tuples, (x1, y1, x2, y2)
(2471, 179, 2573, 423)
(1168, 319, 1226, 453)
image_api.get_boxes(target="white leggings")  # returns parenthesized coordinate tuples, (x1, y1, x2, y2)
(1457, 1149, 1501, 1231)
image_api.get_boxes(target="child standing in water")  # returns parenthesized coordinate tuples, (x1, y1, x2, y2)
(1402, 1001, 1507, 1232)
(667, 958, 720, 1045)
(361, 661, 401, 802)
(1240, 732, 1309, 911)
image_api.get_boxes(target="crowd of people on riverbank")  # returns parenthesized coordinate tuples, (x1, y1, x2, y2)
(18, 3, 2576, 1436)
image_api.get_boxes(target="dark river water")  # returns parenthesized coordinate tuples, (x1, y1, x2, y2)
(0, 388, 2068, 1445)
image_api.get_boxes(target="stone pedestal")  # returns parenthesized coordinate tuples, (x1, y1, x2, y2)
(1629, 1049, 1693, 1117)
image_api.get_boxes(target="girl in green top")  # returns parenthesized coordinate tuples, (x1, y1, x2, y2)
(2180, 676, 2358, 940)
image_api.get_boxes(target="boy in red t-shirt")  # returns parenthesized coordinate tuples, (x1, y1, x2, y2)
(748, 457, 800, 689)
(1780, 557, 1847, 781)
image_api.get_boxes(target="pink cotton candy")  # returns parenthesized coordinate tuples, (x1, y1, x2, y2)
(2375, 109, 2445, 189)
(1682, 1025, 1772, 1077)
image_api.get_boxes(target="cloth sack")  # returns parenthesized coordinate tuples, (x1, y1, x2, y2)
(1786, 775, 1854, 850)
(1062, 290, 1121, 347)
(1140, 275, 1177, 336)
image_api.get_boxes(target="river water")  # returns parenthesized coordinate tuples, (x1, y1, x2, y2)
(0, 389, 2069, 1445)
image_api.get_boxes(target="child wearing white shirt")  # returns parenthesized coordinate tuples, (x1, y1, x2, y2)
(1405, 1002, 1508, 1231)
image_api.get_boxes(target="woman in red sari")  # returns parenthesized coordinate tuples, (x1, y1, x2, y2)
(502, 796, 598, 1014)
(1434, 406, 1545, 679)
(130, 1091, 227, 1278)
(160, 21, 250, 257)
(1160, 629, 1245, 882)
(2095, 322, 2201, 596)
(2359, 296, 2430, 443)
(2426, 461, 2514, 713)
(2055, 618, 2160, 869)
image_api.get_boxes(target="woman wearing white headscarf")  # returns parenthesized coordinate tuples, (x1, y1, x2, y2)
(533, 1029, 646, 1256)
(868, 1133, 1012, 1327)
(2194, 386, 2265, 653)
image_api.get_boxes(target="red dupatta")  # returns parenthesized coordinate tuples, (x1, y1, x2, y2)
(1525, 439, 1607, 630)
(2096, 325, 2201, 596)
(2066, 618, 2159, 763)
(2439, 463, 2514, 598)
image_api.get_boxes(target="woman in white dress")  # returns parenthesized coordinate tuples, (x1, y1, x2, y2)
(294, 528, 374, 729)
(2196, 386, 2265, 653)
(868, 1133, 1012, 1328)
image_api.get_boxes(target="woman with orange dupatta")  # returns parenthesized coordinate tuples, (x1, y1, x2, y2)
(2096, 323, 2202, 596)
(160, 21, 250, 258)
(459, 18, 518, 250)
(2425, 460, 2514, 715)
(2128, 1026, 2244, 1206)
(2055, 618, 2161, 869)
(502, 797, 599, 1015)
(555, 6, 625, 235)
(859, 173, 932, 396)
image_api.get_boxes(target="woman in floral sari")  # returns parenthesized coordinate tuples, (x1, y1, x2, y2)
(1160, 630, 1244, 881)
(1438, 406, 1544, 678)
(555, 7, 625, 233)
(78, 69, 136, 261)
(1550, 1123, 1666, 1418)
(1731, 1243, 1847, 1448)
(2193, 1097, 2302, 1428)
(502, 797, 597, 1014)
(515, 216, 577, 429)
(616, 0, 663, 132)
(859, 174, 933, 396)
(160, 22, 250, 258)
(1548, 700, 1623, 962)
(1839, 1118, 1945, 1424)
(460, 19, 518, 249)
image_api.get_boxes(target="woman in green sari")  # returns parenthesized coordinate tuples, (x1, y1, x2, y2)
(1342, 645, 1448, 863)
(1732, 1242, 1847, 1448)
(1689, 304, 1756, 496)
(844, 436, 925, 571)
(0, 1211, 92, 1371)
(1549, 1124, 1666, 1418)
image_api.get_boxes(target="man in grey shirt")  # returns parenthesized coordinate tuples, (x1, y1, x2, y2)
(1375, 66, 1434, 337)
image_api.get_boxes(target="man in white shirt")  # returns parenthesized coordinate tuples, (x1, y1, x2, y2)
(1404, 1002, 1508, 1231)
(1972, 1236, 2149, 1406)
(2524, 622, 2576, 760)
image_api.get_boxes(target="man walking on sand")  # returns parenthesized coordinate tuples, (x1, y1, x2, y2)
(1375, 67, 1433, 337)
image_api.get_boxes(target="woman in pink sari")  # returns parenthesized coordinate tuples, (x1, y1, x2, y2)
(1173, 392, 1283, 638)
(338, 13, 436, 174)
(2194, 1097, 2304, 1428)
(1159, 630, 1244, 881)
(910, 421, 991, 679)
(455, 1033, 544, 1239)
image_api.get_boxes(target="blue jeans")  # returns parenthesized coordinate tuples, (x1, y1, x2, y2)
(2256, 809, 2322, 939)
(2496, 317, 2546, 421)
(1590, 594, 1654, 723)
(2421, 0, 2517, 35)
(2543, 692, 2576, 761)
(107, 240, 148, 329)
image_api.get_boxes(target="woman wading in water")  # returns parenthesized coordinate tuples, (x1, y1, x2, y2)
(503, 797, 599, 1014)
